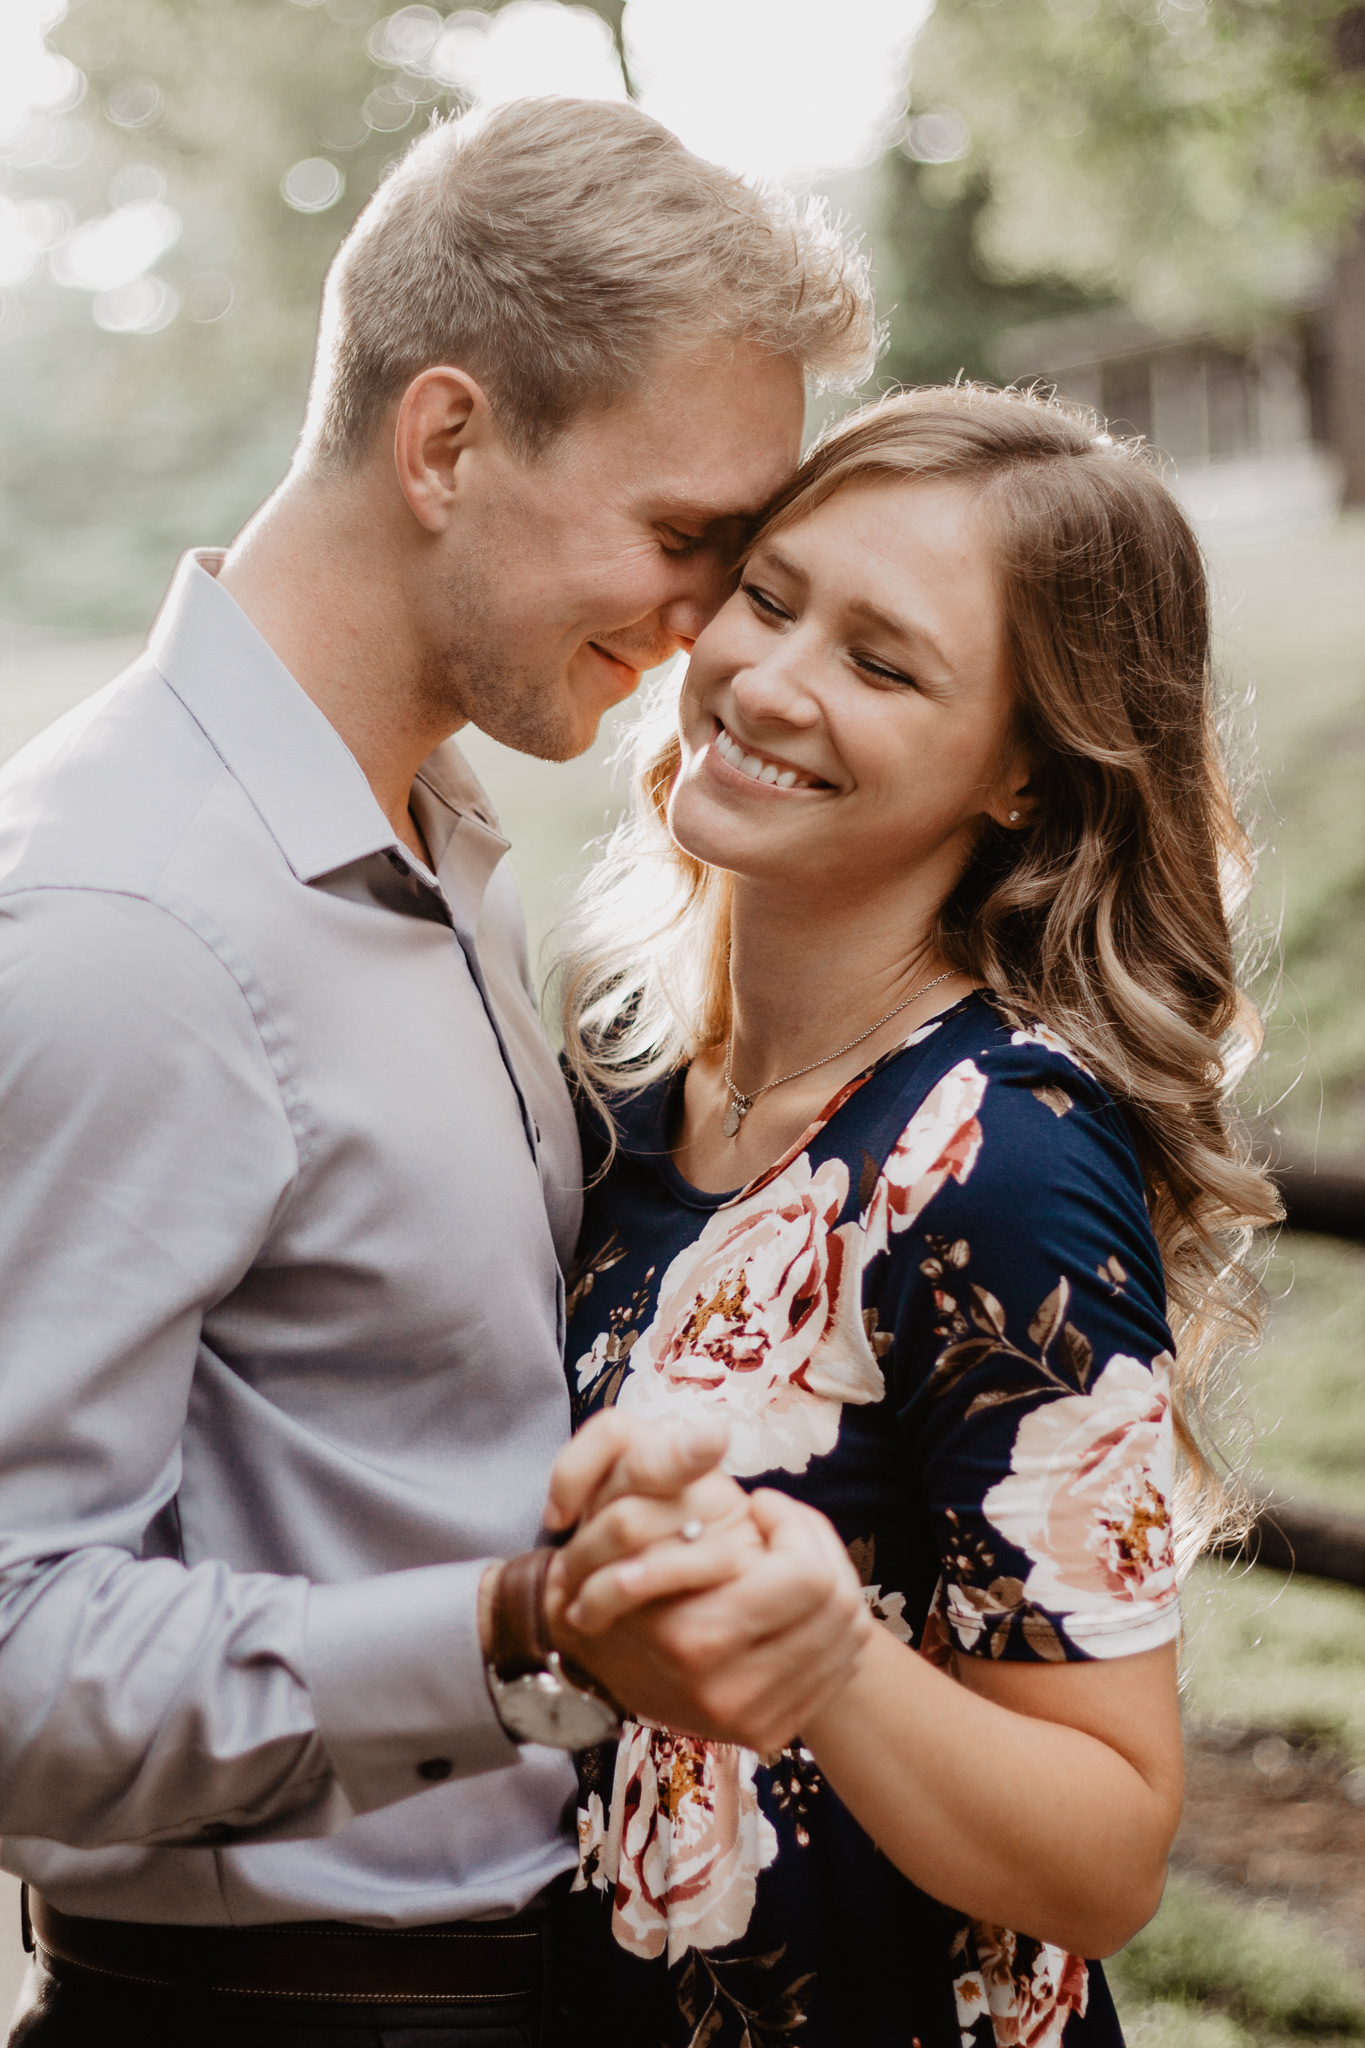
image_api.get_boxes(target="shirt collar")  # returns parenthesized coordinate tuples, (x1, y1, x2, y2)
(148, 549, 507, 888)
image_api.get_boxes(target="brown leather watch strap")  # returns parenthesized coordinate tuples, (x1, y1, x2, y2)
(489, 1548, 554, 1680)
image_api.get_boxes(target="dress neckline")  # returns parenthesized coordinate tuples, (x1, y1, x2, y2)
(651, 991, 987, 1211)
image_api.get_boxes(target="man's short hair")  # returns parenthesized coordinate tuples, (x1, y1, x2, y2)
(302, 96, 878, 466)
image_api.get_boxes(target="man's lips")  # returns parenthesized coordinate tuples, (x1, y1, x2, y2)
(709, 718, 830, 792)
(587, 642, 644, 684)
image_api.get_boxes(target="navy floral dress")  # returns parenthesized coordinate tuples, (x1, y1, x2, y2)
(559, 993, 1178, 2048)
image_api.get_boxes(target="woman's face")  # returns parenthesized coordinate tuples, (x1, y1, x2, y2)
(669, 475, 1029, 912)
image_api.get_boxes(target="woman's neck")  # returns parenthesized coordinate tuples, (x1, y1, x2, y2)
(724, 882, 948, 1096)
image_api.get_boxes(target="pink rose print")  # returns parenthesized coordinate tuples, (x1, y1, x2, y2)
(955, 1926, 1089, 2048)
(861, 1059, 988, 1265)
(979, 1352, 1179, 1657)
(607, 1153, 883, 1477)
(1009, 1024, 1095, 1078)
(598, 1723, 778, 1967)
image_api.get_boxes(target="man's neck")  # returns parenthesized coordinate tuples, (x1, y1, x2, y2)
(217, 473, 460, 861)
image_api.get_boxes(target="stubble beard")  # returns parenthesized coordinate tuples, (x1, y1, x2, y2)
(420, 559, 579, 763)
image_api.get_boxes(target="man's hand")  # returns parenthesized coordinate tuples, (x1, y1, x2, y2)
(541, 1415, 872, 1753)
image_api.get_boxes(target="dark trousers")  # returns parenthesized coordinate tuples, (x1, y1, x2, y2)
(9, 1952, 541, 2047)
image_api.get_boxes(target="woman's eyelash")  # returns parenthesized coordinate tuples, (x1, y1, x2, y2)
(855, 654, 916, 687)
(741, 580, 787, 619)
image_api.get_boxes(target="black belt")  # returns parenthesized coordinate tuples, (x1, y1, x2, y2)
(27, 1889, 549, 2005)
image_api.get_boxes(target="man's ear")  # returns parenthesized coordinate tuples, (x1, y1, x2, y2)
(392, 367, 492, 533)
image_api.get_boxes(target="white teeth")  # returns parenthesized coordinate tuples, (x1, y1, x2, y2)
(716, 724, 813, 789)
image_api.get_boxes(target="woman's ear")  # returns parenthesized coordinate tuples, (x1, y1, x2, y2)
(989, 752, 1040, 832)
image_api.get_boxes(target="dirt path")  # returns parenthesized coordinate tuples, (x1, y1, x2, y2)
(1174, 1725, 1365, 1966)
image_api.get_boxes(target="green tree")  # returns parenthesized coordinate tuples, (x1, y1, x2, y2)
(903, 0, 1365, 335)
(874, 154, 1106, 390)
(0, 0, 631, 633)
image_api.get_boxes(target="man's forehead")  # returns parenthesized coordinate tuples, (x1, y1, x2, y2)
(589, 346, 804, 512)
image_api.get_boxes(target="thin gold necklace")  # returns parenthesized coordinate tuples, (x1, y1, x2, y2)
(721, 971, 954, 1138)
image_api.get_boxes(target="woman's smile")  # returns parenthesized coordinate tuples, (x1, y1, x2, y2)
(707, 718, 831, 793)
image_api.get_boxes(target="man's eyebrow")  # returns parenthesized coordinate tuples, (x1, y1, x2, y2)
(658, 498, 772, 529)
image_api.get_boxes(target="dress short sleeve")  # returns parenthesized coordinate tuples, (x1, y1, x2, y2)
(870, 1029, 1181, 1665)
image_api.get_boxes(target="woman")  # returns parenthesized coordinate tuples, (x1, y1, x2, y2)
(546, 385, 1277, 2047)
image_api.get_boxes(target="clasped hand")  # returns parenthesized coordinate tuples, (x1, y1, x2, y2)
(540, 1412, 871, 1753)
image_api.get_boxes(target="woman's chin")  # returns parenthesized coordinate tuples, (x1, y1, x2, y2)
(667, 789, 802, 878)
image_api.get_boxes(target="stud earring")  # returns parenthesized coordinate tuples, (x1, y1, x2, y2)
(1008, 809, 1021, 822)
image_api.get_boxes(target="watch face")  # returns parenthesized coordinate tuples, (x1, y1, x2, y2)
(493, 1668, 621, 1751)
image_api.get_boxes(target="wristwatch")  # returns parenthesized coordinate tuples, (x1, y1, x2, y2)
(485, 1548, 623, 1750)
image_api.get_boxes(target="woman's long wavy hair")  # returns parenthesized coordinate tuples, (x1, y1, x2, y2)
(556, 383, 1280, 1565)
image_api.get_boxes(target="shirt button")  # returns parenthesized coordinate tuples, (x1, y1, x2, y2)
(417, 1757, 453, 1782)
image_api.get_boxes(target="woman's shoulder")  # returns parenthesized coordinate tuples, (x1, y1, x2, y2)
(859, 995, 1158, 1282)
(867, 995, 1129, 1163)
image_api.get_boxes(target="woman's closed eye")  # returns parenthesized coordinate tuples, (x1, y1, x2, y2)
(852, 649, 918, 689)
(741, 579, 791, 623)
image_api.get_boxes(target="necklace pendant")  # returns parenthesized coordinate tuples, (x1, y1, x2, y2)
(722, 1099, 746, 1139)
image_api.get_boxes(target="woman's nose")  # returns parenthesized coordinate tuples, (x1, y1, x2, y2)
(731, 646, 822, 728)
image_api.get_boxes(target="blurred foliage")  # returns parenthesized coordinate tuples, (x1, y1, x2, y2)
(1112, 1871, 1365, 2041)
(0, 0, 629, 634)
(1207, 515, 1365, 1156)
(872, 154, 1107, 388)
(1242, 1234, 1365, 1518)
(1182, 1550, 1365, 1764)
(906, 0, 1365, 336)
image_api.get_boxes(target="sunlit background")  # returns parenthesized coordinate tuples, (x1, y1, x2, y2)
(0, 4, 1363, 2036)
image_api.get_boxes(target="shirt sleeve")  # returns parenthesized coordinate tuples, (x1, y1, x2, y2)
(0, 887, 514, 1852)
(875, 1047, 1181, 1665)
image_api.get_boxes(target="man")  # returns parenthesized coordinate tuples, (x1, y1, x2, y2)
(0, 97, 875, 2044)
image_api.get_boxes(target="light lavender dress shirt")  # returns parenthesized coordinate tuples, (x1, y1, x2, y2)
(0, 551, 583, 1926)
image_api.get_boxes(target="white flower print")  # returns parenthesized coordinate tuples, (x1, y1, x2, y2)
(961, 1925, 1089, 2048)
(862, 1581, 913, 1642)
(1009, 1025, 1095, 1079)
(610, 1153, 884, 1478)
(981, 1352, 1179, 1656)
(861, 1059, 988, 1265)
(599, 1724, 778, 1966)
(572, 1791, 608, 1894)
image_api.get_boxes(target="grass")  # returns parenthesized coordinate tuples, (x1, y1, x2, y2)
(1112, 1872, 1365, 2044)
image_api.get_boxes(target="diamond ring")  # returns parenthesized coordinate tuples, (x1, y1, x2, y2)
(679, 1518, 704, 1544)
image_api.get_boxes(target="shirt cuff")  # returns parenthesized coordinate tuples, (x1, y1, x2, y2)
(305, 1560, 519, 1816)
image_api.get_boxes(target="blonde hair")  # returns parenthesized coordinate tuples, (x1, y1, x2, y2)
(301, 96, 877, 466)
(557, 383, 1280, 1561)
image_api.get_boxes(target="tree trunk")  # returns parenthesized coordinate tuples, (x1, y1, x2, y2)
(1217, 1498, 1365, 1589)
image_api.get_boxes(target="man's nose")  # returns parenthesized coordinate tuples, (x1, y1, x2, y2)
(659, 552, 735, 648)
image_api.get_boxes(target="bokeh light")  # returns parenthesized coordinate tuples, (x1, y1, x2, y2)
(281, 158, 346, 212)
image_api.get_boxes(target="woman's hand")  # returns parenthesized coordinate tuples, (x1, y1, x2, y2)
(539, 1413, 873, 1751)
(544, 1411, 763, 1633)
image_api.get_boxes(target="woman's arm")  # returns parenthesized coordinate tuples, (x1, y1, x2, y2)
(552, 1442, 1183, 1959)
(801, 1624, 1182, 1957)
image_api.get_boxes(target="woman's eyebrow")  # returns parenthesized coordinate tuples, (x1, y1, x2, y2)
(846, 595, 955, 674)
(746, 540, 809, 584)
